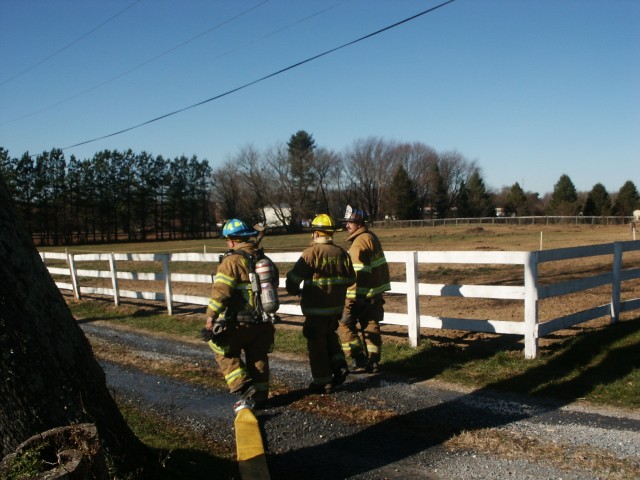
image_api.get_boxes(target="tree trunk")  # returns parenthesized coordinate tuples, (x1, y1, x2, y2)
(0, 175, 159, 478)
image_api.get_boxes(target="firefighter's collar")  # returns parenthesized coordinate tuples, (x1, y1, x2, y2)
(314, 236, 333, 244)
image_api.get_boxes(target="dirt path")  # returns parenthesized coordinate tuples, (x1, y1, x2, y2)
(81, 321, 640, 480)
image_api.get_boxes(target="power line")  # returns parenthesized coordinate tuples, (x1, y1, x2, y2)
(1, 0, 272, 126)
(0, 0, 143, 87)
(62, 0, 457, 151)
(211, 0, 351, 63)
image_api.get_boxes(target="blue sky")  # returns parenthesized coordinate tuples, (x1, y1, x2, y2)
(1, 0, 638, 196)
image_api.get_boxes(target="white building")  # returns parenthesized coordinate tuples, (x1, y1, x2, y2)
(263, 206, 291, 227)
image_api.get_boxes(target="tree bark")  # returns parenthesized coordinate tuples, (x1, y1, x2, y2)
(0, 175, 158, 477)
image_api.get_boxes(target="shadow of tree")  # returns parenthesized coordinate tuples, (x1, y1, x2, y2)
(266, 318, 639, 478)
(156, 447, 238, 480)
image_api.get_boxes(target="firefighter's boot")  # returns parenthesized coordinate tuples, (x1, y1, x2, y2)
(332, 366, 350, 387)
(349, 350, 368, 371)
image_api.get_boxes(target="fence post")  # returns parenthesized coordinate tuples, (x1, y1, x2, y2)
(67, 252, 81, 300)
(523, 251, 539, 359)
(611, 242, 622, 324)
(405, 251, 420, 347)
(108, 253, 120, 306)
(163, 254, 173, 315)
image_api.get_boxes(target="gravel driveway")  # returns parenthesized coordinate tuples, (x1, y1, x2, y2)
(81, 322, 640, 480)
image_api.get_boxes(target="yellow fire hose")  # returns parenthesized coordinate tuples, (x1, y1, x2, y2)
(234, 400, 270, 480)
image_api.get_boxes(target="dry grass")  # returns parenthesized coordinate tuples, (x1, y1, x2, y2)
(446, 428, 640, 479)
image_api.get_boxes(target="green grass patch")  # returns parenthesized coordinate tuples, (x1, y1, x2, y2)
(71, 299, 203, 340)
(1, 443, 48, 479)
(272, 326, 308, 355)
(383, 321, 640, 409)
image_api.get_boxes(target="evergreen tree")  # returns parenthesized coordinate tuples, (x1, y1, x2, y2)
(464, 171, 495, 217)
(505, 182, 528, 216)
(456, 181, 471, 217)
(548, 174, 579, 215)
(583, 183, 612, 216)
(0, 148, 17, 197)
(33, 149, 67, 245)
(428, 162, 449, 218)
(390, 165, 420, 220)
(613, 180, 640, 216)
(287, 130, 316, 224)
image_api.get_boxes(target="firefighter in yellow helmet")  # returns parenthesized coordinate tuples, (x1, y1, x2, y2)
(286, 214, 355, 394)
(338, 206, 391, 373)
(202, 218, 275, 408)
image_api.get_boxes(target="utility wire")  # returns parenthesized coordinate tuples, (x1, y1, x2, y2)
(0, 0, 143, 87)
(207, 1, 351, 63)
(62, 0, 456, 151)
(1, 0, 272, 126)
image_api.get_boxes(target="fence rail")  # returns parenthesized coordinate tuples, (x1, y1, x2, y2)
(371, 215, 635, 228)
(41, 241, 640, 359)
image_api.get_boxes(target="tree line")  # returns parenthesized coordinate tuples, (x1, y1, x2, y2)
(0, 147, 212, 245)
(209, 131, 639, 227)
(1, 132, 638, 245)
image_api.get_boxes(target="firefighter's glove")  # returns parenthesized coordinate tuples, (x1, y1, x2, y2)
(202, 315, 228, 341)
(349, 298, 368, 318)
(285, 279, 301, 297)
(201, 328, 214, 342)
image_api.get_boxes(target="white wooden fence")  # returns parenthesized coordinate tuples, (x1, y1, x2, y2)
(41, 241, 640, 359)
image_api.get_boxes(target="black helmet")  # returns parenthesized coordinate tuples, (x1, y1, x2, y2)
(344, 205, 368, 224)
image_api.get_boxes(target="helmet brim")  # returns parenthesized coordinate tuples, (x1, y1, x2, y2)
(311, 224, 342, 232)
(224, 228, 259, 239)
(227, 231, 258, 239)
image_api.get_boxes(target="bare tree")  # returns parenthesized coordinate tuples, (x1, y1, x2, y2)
(390, 142, 438, 217)
(235, 144, 280, 225)
(343, 137, 396, 220)
(265, 144, 296, 229)
(211, 159, 249, 221)
(438, 150, 478, 215)
(310, 147, 343, 217)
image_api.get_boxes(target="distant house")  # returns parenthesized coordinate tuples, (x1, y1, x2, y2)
(263, 206, 291, 228)
(496, 207, 506, 217)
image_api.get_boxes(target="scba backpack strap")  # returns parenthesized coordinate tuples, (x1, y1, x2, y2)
(219, 249, 280, 322)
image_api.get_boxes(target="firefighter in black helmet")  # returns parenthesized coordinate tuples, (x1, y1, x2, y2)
(338, 206, 391, 373)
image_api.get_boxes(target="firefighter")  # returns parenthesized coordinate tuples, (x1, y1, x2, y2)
(338, 206, 391, 373)
(286, 214, 355, 394)
(202, 218, 275, 408)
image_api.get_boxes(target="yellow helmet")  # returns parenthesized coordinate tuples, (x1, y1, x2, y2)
(311, 214, 339, 234)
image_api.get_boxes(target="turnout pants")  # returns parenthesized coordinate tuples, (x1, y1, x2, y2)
(303, 314, 348, 387)
(208, 322, 274, 402)
(338, 297, 385, 363)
